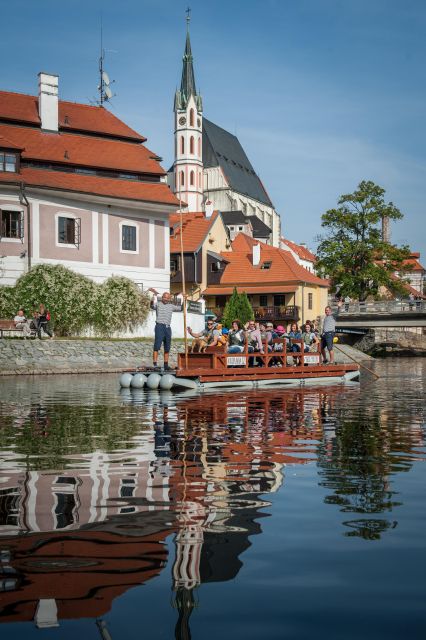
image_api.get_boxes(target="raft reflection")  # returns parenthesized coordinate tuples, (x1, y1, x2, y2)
(0, 379, 422, 633)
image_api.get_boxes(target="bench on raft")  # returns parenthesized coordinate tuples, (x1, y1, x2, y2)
(181, 337, 322, 369)
(0, 319, 36, 339)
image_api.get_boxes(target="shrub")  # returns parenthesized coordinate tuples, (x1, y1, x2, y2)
(222, 287, 254, 327)
(0, 264, 150, 336)
(93, 276, 150, 336)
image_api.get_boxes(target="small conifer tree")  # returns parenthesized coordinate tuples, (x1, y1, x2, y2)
(222, 287, 254, 327)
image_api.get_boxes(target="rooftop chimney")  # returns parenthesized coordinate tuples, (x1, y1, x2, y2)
(252, 243, 261, 266)
(38, 72, 59, 132)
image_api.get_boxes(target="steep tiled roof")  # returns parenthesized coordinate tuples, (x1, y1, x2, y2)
(281, 238, 316, 263)
(0, 134, 23, 150)
(0, 91, 144, 141)
(0, 124, 163, 175)
(169, 212, 218, 253)
(218, 234, 327, 287)
(400, 257, 425, 272)
(204, 285, 297, 295)
(0, 168, 179, 206)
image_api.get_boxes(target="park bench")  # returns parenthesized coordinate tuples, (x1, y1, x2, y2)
(0, 319, 36, 339)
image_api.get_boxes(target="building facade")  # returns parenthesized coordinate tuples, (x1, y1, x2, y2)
(0, 72, 179, 290)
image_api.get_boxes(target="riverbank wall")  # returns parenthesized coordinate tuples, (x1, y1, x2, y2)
(0, 339, 182, 375)
(350, 329, 426, 357)
(0, 339, 371, 376)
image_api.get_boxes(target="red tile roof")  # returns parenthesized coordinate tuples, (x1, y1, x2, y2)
(0, 124, 163, 175)
(219, 233, 328, 287)
(0, 167, 180, 206)
(281, 238, 316, 263)
(400, 258, 425, 272)
(0, 90, 145, 141)
(0, 134, 23, 150)
(169, 212, 218, 253)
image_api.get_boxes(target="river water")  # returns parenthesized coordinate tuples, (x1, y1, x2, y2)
(0, 358, 425, 640)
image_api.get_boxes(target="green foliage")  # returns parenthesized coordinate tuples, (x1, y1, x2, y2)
(316, 181, 411, 301)
(222, 287, 254, 327)
(93, 276, 151, 336)
(0, 264, 150, 336)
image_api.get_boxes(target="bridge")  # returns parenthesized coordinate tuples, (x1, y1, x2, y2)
(335, 300, 426, 331)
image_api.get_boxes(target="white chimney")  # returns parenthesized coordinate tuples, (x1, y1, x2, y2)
(205, 200, 214, 218)
(252, 243, 261, 266)
(38, 72, 59, 131)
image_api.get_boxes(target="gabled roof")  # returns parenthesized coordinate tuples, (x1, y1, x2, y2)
(281, 238, 316, 263)
(216, 234, 328, 287)
(169, 211, 219, 253)
(0, 90, 145, 141)
(0, 124, 163, 175)
(220, 210, 272, 238)
(203, 118, 273, 208)
(400, 257, 425, 272)
(0, 168, 179, 206)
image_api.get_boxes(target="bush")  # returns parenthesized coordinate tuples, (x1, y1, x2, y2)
(93, 276, 151, 336)
(222, 287, 254, 328)
(0, 264, 150, 337)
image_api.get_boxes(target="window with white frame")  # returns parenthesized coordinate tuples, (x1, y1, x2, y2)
(121, 224, 137, 252)
(1, 209, 24, 240)
(57, 215, 81, 247)
(0, 151, 18, 173)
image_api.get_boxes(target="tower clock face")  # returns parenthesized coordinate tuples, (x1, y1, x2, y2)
(197, 118, 201, 127)
(179, 116, 186, 125)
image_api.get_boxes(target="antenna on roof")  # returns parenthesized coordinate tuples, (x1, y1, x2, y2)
(97, 16, 116, 105)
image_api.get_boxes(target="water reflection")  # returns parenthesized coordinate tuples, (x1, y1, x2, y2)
(0, 366, 424, 636)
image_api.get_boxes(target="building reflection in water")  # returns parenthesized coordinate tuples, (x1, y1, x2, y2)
(0, 380, 423, 636)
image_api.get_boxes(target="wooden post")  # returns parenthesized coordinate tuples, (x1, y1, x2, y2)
(179, 192, 189, 369)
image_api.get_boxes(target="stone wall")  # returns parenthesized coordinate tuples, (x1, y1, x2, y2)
(352, 328, 426, 357)
(0, 339, 183, 375)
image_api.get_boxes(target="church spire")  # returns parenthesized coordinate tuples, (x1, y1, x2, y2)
(174, 9, 202, 111)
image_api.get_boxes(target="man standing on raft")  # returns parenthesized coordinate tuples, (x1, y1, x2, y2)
(148, 289, 183, 371)
(320, 299, 343, 364)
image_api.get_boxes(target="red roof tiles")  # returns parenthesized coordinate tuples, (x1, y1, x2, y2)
(281, 238, 316, 263)
(0, 91, 144, 141)
(0, 168, 179, 206)
(169, 212, 218, 253)
(218, 233, 327, 287)
(0, 124, 163, 175)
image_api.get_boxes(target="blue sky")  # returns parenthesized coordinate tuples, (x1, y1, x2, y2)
(1, 0, 425, 257)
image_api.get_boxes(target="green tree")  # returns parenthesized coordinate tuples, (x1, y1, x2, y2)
(222, 287, 254, 327)
(316, 181, 411, 301)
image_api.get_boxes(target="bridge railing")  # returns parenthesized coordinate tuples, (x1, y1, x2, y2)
(333, 300, 426, 314)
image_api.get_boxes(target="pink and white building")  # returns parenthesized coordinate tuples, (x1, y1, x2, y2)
(0, 72, 179, 290)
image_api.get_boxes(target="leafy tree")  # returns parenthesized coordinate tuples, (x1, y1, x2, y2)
(222, 287, 254, 327)
(316, 181, 411, 301)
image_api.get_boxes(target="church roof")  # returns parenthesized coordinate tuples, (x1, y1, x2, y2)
(174, 23, 202, 111)
(203, 118, 274, 208)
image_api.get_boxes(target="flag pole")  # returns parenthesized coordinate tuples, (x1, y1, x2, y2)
(179, 188, 189, 369)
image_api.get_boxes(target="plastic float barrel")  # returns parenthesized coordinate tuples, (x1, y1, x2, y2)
(146, 372, 161, 389)
(119, 372, 133, 388)
(159, 374, 175, 390)
(130, 373, 147, 389)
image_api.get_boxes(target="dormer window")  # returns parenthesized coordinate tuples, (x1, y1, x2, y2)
(0, 151, 19, 173)
(261, 261, 272, 270)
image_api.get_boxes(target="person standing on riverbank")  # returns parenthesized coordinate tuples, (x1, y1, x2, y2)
(320, 300, 343, 364)
(148, 289, 182, 370)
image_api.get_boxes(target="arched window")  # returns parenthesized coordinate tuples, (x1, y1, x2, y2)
(190, 136, 194, 154)
(198, 137, 201, 156)
(190, 170, 194, 186)
(180, 136, 185, 154)
(189, 108, 194, 127)
(180, 171, 184, 187)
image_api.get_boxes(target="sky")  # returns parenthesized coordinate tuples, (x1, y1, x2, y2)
(1, 0, 425, 257)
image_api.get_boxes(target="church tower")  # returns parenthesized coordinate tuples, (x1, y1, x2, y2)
(172, 12, 203, 212)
